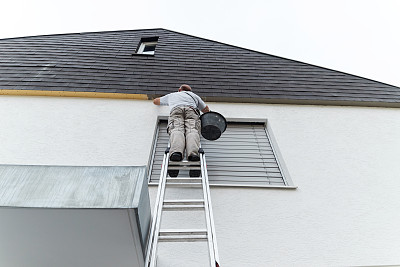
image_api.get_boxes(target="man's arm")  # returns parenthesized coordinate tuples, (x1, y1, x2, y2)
(153, 98, 161, 105)
(201, 105, 210, 113)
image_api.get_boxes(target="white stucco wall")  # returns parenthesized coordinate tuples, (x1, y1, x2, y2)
(0, 96, 158, 166)
(1, 95, 400, 266)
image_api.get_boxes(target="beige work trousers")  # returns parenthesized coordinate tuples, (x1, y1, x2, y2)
(167, 106, 201, 158)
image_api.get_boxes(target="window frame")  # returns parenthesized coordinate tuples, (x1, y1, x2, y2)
(137, 41, 157, 55)
(147, 116, 296, 189)
(135, 37, 159, 56)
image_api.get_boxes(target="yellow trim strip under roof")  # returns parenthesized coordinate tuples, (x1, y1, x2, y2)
(0, 89, 148, 100)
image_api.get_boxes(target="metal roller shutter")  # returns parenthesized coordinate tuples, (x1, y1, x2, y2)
(149, 120, 287, 187)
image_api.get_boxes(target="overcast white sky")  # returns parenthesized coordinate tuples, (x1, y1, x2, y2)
(1, 0, 399, 87)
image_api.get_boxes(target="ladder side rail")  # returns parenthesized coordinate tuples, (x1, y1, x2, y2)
(200, 151, 217, 267)
(145, 150, 168, 266)
(145, 148, 170, 267)
(149, 149, 170, 267)
(201, 152, 221, 266)
(147, 122, 161, 183)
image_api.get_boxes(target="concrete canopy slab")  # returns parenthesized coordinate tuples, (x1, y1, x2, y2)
(0, 165, 150, 267)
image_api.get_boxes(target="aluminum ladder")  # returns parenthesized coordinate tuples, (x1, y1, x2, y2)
(145, 147, 220, 267)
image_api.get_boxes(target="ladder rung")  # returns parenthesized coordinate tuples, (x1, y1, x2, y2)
(164, 199, 204, 204)
(158, 236, 208, 242)
(158, 229, 208, 242)
(163, 205, 205, 211)
(163, 199, 205, 210)
(168, 166, 201, 170)
(163, 200, 205, 210)
(167, 177, 202, 183)
(165, 182, 202, 187)
(169, 161, 201, 166)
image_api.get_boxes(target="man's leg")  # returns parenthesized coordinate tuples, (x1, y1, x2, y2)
(168, 107, 185, 161)
(184, 108, 201, 161)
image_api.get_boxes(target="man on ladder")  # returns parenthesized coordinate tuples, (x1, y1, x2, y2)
(150, 84, 220, 267)
(153, 84, 210, 177)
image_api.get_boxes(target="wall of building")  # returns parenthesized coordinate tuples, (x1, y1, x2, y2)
(0, 96, 156, 166)
(1, 95, 400, 266)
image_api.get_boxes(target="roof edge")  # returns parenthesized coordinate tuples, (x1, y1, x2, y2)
(199, 96, 400, 109)
(162, 29, 400, 89)
(0, 28, 165, 41)
(2, 89, 400, 108)
(0, 89, 148, 100)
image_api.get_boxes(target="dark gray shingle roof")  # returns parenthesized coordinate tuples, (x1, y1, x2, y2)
(0, 28, 399, 107)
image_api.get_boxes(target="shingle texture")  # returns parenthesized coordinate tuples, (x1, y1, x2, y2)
(0, 28, 399, 106)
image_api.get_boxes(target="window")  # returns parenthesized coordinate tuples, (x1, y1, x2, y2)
(148, 120, 294, 188)
(136, 37, 158, 55)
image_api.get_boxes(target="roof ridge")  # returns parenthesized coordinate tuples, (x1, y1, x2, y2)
(0, 28, 166, 41)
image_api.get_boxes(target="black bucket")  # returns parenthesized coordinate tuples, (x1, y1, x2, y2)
(200, 111, 227, 141)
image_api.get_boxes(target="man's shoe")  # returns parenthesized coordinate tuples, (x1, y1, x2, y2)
(168, 170, 179, 177)
(188, 154, 200, 161)
(189, 169, 201, 177)
(170, 152, 182, 162)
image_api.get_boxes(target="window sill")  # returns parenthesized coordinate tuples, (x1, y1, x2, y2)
(148, 182, 297, 190)
(131, 53, 155, 57)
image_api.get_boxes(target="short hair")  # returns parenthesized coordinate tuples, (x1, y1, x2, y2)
(180, 84, 192, 91)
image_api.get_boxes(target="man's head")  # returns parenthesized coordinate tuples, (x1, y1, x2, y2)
(179, 84, 192, 92)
